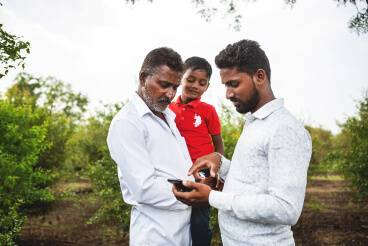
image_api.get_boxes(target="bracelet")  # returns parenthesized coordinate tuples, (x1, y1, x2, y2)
(213, 152, 223, 172)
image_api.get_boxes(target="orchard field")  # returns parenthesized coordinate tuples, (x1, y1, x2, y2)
(1, 72, 368, 245)
(13, 175, 368, 245)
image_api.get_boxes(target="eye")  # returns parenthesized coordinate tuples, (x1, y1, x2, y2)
(159, 81, 170, 88)
(231, 81, 239, 88)
(187, 78, 194, 83)
(225, 81, 239, 88)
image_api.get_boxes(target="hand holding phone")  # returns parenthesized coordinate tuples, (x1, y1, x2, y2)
(168, 179, 193, 192)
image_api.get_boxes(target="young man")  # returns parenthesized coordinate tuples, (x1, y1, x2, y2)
(169, 57, 224, 246)
(107, 47, 195, 245)
(173, 39, 312, 246)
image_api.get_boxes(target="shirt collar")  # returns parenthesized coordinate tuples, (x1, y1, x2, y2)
(131, 92, 176, 120)
(175, 95, 202, 108)
(251, 98, 284, 120)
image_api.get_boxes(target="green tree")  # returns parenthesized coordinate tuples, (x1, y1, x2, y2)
(0, 99, 53, 245)
(325, 91, 368, 203)
(0, 22, 30, 78)
(5, 73, 89, 173)
(66, 102, 132, 230)
(304, 125, 335, 176)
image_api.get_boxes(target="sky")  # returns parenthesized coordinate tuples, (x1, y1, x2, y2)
(0, 0, 367, 134)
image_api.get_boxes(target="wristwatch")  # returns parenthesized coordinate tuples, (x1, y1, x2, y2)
(213, 152, 225, 183)
(213, 152, 223, 171)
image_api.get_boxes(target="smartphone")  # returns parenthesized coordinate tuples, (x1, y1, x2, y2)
(198, 169, 211, 178)
(167, 179, 193, 192)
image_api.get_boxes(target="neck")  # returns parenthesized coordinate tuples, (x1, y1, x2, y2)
(180, 95, 196, 105)
(251, 89, 275, 114)
(153, 111, 169, 126)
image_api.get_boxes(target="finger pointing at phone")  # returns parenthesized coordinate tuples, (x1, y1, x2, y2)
(172, 180, 212, 207)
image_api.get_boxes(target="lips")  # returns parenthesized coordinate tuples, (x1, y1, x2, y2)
(158, 98, 171, 105)
(188, 90, 198, 94)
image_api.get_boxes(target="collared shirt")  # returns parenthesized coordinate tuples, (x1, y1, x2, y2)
(169, 96, 221, 162)
(209, 98, 312, 246)
(107, 92, 195, 246)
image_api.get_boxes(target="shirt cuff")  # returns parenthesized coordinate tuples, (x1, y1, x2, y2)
(209, 190, 235, 212)
(217, 157, 231, 179)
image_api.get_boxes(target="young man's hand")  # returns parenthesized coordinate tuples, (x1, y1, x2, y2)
(172, 180, 212, 207)
(188, 153, 221, 180)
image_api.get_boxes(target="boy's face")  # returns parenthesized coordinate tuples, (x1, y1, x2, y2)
(180, 68, 209, 104)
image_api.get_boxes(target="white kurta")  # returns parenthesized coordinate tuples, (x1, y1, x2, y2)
(209, 99, 312, 246)
(107, 92, 194, 246)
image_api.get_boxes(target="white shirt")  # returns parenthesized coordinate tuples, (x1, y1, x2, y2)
(107, 92, 194, 246)
(209, 99, 312, 246)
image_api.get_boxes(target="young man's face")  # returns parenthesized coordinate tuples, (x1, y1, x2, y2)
(180, 68, 209, 104)
(220, 66, 260, 114)
(141, 65, 181, 112)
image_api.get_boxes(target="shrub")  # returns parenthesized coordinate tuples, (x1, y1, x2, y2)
(219, 103, 245, 159)
(304, 125, 335, 176)
(0, 99, 53, 245)
(69, 102, 132, 230)
(325, 91, 368, 203)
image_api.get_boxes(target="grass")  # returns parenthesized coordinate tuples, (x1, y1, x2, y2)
(309, 174, 344, 181)
(305, 195, 324, 211)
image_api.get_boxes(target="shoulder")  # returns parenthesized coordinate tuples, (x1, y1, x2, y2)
(197, 101, 218, 114)
(109, 101, 145, 133)
(268, 108, 311, 145)
(272, 108, 305, 130)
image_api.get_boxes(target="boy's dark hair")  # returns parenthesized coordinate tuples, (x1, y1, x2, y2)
(215, 39, 271, 83)
(184, 56, 212, 79)
(140, 47, 185, 77)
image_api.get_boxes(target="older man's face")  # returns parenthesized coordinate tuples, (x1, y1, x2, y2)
(142, 65, 181, 112)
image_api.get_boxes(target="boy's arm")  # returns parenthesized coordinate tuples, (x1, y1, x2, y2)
(211, 133, 224, 155)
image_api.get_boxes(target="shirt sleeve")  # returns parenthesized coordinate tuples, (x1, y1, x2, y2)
(107, 118, 189, 211)
(209, 125, 312, 225)
(217, 156, 231, 181)
(206, 105, 222, 136)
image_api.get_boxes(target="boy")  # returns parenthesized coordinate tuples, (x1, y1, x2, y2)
(169, 56, 224, 246)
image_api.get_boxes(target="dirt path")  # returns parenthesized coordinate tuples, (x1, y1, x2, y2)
(292, 179, 368, 245)
(16, 178, 368, 245)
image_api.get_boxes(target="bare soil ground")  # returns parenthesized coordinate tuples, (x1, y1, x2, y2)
(16, 178, 368, 246)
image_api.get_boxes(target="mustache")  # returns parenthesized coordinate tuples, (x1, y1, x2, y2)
(230, 97, 241, 103)
(158, 97, 172, 104)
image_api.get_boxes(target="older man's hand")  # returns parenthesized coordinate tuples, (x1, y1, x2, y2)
(172, 180, 212, 207)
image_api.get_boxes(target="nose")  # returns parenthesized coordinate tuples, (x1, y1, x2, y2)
(166, 87, 176, 100)
(191, 82, 198, 89)
(226, 87, 234, 100)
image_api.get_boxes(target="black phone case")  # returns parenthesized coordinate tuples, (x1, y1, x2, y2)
(167, 179, 193, 192)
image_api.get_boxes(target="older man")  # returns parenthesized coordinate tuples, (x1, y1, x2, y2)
(107, 47, 194, 245)
(174, 39, 312, 246)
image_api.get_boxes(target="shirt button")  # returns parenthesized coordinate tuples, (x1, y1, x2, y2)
(183, 108, 185, 111)
(181, 117, 184, 120)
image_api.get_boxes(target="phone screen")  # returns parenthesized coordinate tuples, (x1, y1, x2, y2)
(198, 169, 210, 178)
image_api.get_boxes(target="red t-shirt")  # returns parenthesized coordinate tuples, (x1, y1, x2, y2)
(169, 96, 221, 163)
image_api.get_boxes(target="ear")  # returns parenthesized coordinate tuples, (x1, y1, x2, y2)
(254, 69, 266, 85)
(139, 72, 149, 87)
